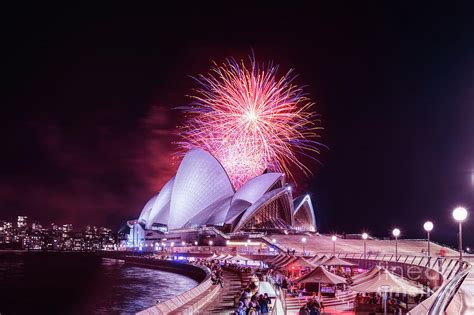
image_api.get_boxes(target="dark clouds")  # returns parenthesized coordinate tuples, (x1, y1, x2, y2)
(0, 105, 178, 228)
(0, 3, 473, 244)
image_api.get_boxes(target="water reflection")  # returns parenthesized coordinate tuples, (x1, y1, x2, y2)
(0, 253, 198, 315)
(91, 258, 199, 314)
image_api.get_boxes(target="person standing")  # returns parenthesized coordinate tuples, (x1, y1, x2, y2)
(258, 294, 269, 315)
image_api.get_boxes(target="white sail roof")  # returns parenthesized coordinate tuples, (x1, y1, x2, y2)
(168, 149, 234, 230)
(133, 149, 315, 233)
(232, 173, 283, 204)
(138, 194, 158, 224)
(145, 177, 175, 229)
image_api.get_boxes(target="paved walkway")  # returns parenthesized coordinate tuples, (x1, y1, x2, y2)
(199, 269, 242, 314)
(168, 282, 219, 314)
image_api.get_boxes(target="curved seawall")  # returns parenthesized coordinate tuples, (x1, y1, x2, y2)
(98, 252, 208, 283)
(0, 251, 200, 314)
(98, 252, 220, 314)
(123, 256, 208, 283)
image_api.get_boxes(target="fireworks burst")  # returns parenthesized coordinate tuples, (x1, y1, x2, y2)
(178, 56, 323, 189)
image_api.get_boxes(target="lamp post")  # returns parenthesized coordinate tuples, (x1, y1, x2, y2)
(331, 235, 337, 256)
(392, 228, 400, 260)
(381, 285, 391, 315)
(209, 240, 213, 253)
(453, 206, 468, 261)
(194, 240, 198, 252)
(302, 237, 307, 255)
(362, 233, 368, 261)
(423, 221, 433, 257)
(272, 238, 277, 254)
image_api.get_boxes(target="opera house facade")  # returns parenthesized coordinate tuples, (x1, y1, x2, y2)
(127, 149, 317, 247)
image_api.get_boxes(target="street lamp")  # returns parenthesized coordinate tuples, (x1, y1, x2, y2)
(392, 228, 400, 259)
(453, 206, 468, 261)
(362, 233, 368, 261)
(271, 238, 277, 254)
(301, 237, 307, 255)
(209, 240, 213, 252)
(423, 221, 433, 257)
(380, 285, 391, 315)
(181, 241, 186, 246)
(331, 235, 337, 256)
(194, 240, 198, 252)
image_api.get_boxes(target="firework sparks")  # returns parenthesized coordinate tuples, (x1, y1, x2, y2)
(178, 56, 322, 189)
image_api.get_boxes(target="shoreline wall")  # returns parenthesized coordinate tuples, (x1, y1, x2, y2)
(97, 252, 222, 314)
(97, 251, 208, 283)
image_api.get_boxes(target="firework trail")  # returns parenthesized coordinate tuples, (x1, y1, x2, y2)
(178, 55, 322, 189)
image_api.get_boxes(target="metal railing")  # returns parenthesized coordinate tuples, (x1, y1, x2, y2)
(267, 275, 287, 315)
(427, 263, 471, 314)
(261, 235, 288, 253)
(204, 226, 231, 240)
(308, 252, 470, 281)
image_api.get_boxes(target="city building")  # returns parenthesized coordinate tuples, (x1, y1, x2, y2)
(17, 216, 28, 229)
(0, 217, 115, 251)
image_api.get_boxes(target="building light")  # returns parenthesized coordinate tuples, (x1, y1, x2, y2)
(227, 241, 261, 246)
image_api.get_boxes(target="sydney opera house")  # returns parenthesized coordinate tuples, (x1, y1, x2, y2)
(127, 149, 317, 247)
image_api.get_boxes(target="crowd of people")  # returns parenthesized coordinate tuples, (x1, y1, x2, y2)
(355, 292, 382, 305)
(234, 277, 272, 315)
(298, 295, 324, 315)
(224, 260, 253, 273)
(193, 258, 225, 287)
(355, 293, 404, 314)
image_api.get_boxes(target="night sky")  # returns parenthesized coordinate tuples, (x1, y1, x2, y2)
(1, 4, 473, 246)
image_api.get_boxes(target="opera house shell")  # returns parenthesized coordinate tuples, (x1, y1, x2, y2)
(129, 148, 317, 236)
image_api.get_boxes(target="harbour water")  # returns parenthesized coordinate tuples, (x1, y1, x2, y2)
(0, 252, 198, 314)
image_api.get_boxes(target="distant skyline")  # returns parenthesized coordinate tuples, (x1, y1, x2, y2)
(1, 214, 112, 230)
(1, 3, 473, 246)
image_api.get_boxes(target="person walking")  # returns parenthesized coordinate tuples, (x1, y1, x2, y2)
(216, 276, 223, 288)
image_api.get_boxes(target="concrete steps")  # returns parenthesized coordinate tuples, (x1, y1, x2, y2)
(199, 269, 242, 314)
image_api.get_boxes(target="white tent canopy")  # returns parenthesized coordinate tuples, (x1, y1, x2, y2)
(351, 266, 383, 285)
(206, 253, 219, 260)
(322, 256, 356, 267)
(309, 255, 328, 265)
(296, 266, 347, 285)
(274, 256, 297, 268)
(280, 256, 317, 269)
(266, 254, 284, 263)
(350, 268, 425, 295)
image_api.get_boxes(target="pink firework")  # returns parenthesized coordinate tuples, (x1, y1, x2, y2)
(178, 56, 322, 189)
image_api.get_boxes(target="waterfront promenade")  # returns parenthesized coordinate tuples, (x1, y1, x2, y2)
(107, 235, 471, 314)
